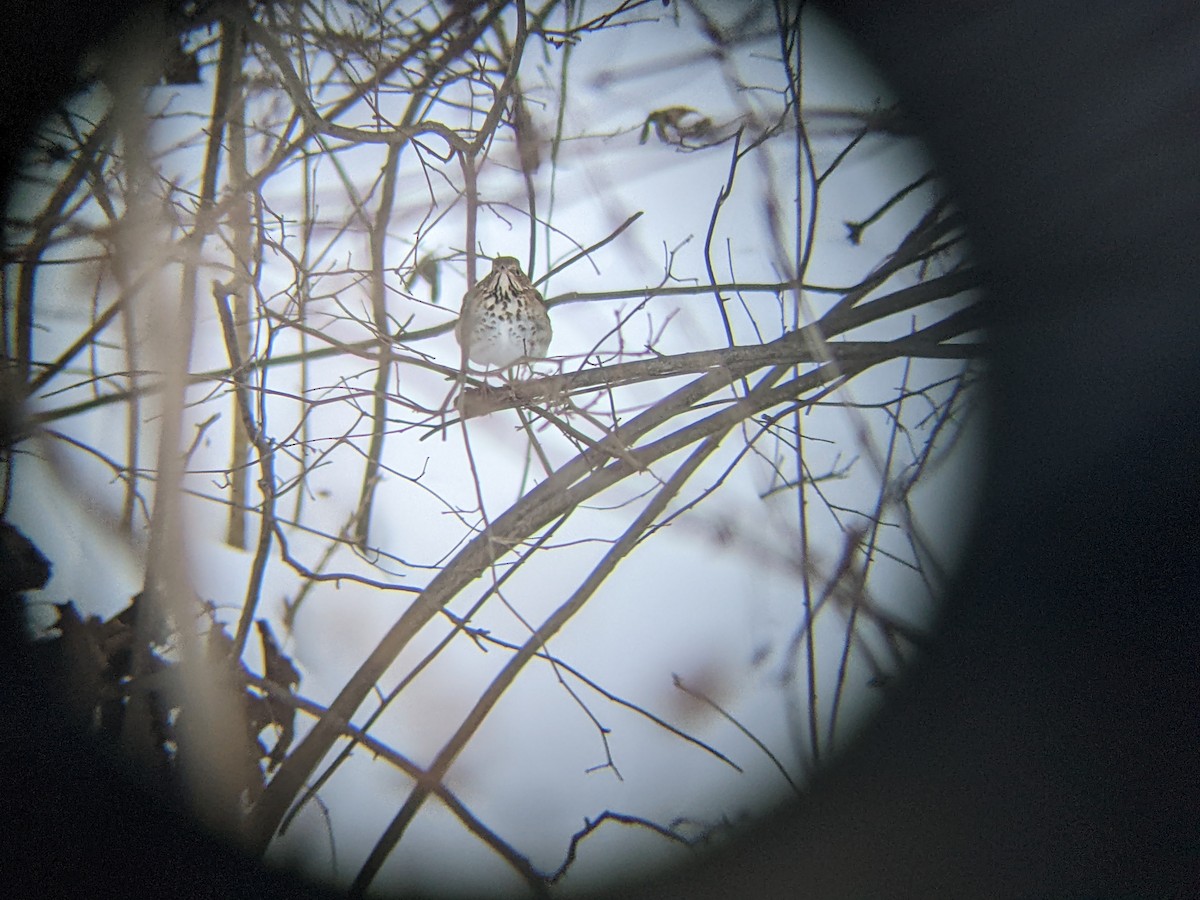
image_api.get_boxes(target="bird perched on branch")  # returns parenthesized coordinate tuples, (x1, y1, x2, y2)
(455, 256, 552, 369)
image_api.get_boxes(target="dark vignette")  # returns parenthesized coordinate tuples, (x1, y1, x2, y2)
(1, 2, 1196, 897)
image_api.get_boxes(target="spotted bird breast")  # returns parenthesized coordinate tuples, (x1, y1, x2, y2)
(460, 301, 551, 368)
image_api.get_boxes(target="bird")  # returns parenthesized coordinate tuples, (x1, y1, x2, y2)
(455, 256, 552, 370)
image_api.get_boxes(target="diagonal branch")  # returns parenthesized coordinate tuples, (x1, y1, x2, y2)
(350, 413, 732, 895)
